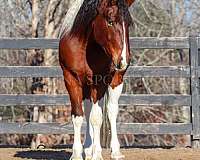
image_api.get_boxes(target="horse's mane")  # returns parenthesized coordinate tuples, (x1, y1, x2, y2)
(117, 0, 133, 26)
(60, 0, 133, 38)
(70, 0, 99, 36)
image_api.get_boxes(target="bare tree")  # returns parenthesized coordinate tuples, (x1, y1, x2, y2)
(123, 0, 200, 146)
(0, 0, 72, 147)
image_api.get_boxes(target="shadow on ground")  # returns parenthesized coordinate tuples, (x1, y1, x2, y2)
(14, 150, 72, 160)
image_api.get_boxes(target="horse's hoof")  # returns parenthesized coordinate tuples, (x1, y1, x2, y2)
(91, 155, 104, 160)
(70, 156, 83, 160)
(70, 158, 83, 160)
(85, 156, 92, 160)
(84, 148, 92, 160)
(111, 152, 125, 160)
(111, 158, 124, 160)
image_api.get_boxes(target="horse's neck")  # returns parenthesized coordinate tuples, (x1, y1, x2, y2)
(59, 0, 84, 39)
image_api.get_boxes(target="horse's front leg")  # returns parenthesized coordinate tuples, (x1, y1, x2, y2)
(107, 82, 125, 160)
(71, 115, 84, 160)
(63, 69, 84, 160)
(84, 96, 104, 160)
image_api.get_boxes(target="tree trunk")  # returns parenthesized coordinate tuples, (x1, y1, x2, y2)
(30, 0, 40, 149)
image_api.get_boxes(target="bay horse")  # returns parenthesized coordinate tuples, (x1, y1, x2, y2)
(59, 0, 135, 159)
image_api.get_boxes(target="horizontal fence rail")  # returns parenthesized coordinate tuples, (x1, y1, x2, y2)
(0, 66, 190, 78)
(0, 36, 199, 148)
(0, 37, 195, 49)
(0, 94, 191, 106)
(0, 122, 192, 135)
(129, 37, 190, 49)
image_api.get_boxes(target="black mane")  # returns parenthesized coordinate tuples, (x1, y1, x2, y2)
(70, 0, 133, 36)
(70, 0, 99, 36)
(117, 0, 133, 26)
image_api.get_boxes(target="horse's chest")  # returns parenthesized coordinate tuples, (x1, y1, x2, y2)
(59, 36, 114, 84)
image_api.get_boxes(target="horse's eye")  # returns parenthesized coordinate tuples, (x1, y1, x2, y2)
(107, 21, 114, 27)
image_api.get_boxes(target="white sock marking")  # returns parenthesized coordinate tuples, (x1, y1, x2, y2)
(71, 115, 83, 158)
(89, 100, 103, 158)
(107, 83, 123, 155)
(83, 99, 93, 158)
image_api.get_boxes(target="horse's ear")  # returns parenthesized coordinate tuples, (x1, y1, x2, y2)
(125, 0, 135, 7)
(110, 0, 117, 5)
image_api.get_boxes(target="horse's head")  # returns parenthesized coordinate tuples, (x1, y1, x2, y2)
(92, 0, 135, 71)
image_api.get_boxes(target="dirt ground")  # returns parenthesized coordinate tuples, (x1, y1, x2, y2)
(0, 148, 200, 160)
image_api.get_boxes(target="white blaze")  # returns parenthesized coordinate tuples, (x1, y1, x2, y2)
(121, 22, 128, 69)
(59, 0, 84, 39)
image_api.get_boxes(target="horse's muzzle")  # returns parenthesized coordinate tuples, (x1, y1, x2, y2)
(113, 61, 128, 71)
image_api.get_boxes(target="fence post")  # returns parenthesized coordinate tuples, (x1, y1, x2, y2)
(189, 34, 200, 148)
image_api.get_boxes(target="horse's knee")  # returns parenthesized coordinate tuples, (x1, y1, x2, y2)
(107, 101, 119, 119)
(90, 103, 102, 126)
(72, 115, 83, 128)
(107, 84, 122, 119)
(71, 104, 84, 117)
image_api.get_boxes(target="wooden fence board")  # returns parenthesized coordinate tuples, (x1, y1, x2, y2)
(118, 123, 192, 135)
(0, 94, 71, 106)
(129, 37, 189, 49)
(0, 38, 58, 49)
(190, 35, 200, 143)
(0, 37, 198, 142)
(126, 66, 190, 78)
(120, 94, 191, 106)
(0, 66, 190, 78)
(0, 37, 190, 49)
(0, 122, 192, 135)
(0, 66, 63, 78)
(0, 94, 191, 106)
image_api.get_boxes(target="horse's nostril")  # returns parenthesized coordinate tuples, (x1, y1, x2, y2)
(117, 63, 121, 69)
(114, 62, 122, 70)
(115, 61, 127, 71)
(113, 57, 125, 70)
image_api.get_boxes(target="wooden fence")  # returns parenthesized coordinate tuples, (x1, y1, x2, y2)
(0, 36, 199, 147)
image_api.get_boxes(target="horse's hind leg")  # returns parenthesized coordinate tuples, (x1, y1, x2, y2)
(90, 100, 103, 160)
(83, 99, 94, 160)
(63, 69, 84, 160)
